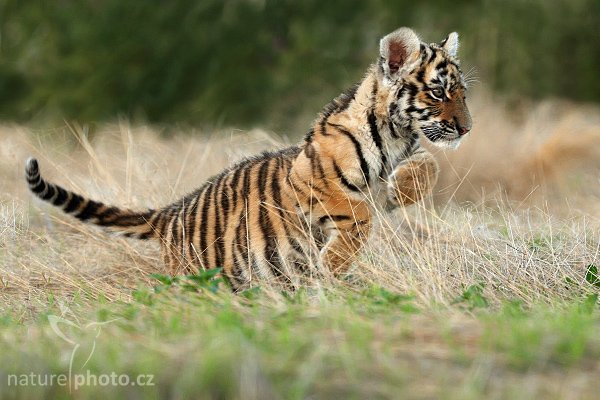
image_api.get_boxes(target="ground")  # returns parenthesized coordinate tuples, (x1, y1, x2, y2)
(0, 93, 599, 399)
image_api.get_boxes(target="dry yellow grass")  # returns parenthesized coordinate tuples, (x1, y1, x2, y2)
(0, 92, 599, 312)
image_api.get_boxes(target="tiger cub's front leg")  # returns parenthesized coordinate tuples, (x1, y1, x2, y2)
(387, 149, 439, 209)
(320, 217, 372, 276)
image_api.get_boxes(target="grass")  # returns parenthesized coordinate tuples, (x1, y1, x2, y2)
(0, 283, 598, 399)
(0, 92, 599, 398)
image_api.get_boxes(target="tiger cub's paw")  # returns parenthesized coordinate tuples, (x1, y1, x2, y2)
(387, 153, 439, 208)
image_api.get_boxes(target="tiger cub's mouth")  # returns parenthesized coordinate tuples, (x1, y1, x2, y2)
(421, 124, 466, 149)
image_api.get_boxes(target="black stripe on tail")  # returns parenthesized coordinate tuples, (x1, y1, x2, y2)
(25, 158, 158, 240)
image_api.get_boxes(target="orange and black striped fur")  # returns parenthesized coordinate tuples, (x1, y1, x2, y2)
(26, 28, 472, 290)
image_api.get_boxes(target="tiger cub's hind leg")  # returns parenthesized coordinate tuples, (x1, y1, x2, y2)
(159, 232, 199, 276)
(387, 150, 439, 209)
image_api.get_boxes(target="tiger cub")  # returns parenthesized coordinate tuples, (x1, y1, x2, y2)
(26, 27, 472, 290)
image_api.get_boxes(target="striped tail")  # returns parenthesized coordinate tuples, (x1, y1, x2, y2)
(25, 158, 159, 240)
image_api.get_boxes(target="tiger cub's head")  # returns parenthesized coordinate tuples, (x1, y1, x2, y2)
(379, 27, 472, 148)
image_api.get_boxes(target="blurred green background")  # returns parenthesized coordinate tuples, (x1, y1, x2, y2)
(0, 0, 598, 133)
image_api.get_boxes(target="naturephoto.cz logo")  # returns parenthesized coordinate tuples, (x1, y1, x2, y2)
(7, 304, 154, 391)
(8, 371, 154, 390)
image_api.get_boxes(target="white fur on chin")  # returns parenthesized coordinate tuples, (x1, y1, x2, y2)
(431, 137, 463, 150)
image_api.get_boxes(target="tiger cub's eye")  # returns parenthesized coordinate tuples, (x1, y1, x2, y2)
(430, 88, 445, 100)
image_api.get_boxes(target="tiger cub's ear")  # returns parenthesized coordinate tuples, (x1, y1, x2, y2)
(440, 32, 459, 57)
(379, 27, 421, 83)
